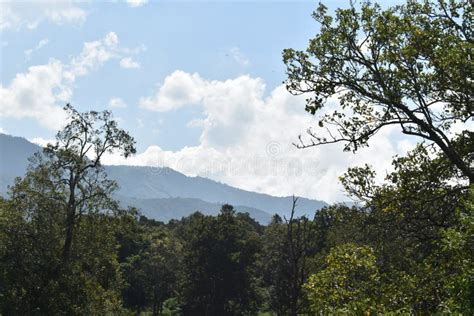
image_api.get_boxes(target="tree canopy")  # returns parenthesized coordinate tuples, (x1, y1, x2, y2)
(283, 0, 473, 183)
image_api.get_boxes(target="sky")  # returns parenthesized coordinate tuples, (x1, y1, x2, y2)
(0, 0, 417, 203)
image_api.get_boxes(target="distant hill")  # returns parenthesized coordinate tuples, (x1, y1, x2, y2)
(0, 134, 40, 194)
(115, 195, 273, 223)
(106, 166, 327, 218)
(0, 133, 328, 223)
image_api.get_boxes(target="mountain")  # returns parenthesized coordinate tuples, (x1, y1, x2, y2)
(0, 134, 40, 194)
(115, 195, 273, 224)
(106, 166, 327, 218)
(0, 133, 328, 223)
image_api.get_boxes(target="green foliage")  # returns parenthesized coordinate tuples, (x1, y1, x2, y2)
(284, 0, 473, 183)
(339, 143, 469, 311)
(312, 204, 367, 250)
(262, 210, 316, 315)
(1, 143, 472, 314)
(121, 224, 182, 315)
(0, 105, 135, 314)
(435, 189, 474, 312)
(305, 243, 380, 314)
(179, 206, 262, 315)
(0, 181, 127, 314)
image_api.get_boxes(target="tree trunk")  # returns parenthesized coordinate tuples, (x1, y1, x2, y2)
(62, 209, 75, 262)
(152, 291, 159, 316)
(62, 172, 77, 263)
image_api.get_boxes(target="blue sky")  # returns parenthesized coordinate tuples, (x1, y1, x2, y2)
(1, 0, 413, 202)
(1, 0, 321, 150)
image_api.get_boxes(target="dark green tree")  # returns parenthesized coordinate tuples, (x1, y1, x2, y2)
(120, 223, 182, 315)
(179, 206, 262, 315)
(0, 105, 136, 314)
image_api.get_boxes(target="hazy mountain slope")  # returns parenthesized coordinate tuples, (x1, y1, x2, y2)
(106, 166, 327, 218)
(116, 195, 273, 223)
(0, 133, 328, 221)
(0, 134, 41, 194)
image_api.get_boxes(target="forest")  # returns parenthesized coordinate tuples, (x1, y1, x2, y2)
(0, 0, 473, 315)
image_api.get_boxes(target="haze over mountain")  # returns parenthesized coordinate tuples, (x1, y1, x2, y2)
(0, 133, 328, 223)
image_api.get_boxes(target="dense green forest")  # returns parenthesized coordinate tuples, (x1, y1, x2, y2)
(1, 0, 473, 314)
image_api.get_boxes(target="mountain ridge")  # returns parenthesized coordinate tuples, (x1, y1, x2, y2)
(0, 133, 328, 223)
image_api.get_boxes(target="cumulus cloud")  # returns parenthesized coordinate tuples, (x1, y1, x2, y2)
(0, 1, 87, 31)
(126, 0, 149, 8)
(0, 61, 69, 129)
(120, 57, 140, 69)
(0, 32, 124, 130)
(139, 71, 206, 112)
(106, 71, 414, 202)
(108, 97, 127, 108)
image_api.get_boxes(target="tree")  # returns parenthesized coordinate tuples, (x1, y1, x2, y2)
(283, 0, 473, 183)
(120, 224, 182, 315)
(304, 243, 381, 314)
(337, 143, 472, 312)
(312, 204, 367, 251)
(179, 207, 262, 315)
(341, 144, 465, 245)
(1, 168, 127, 314)
(44, 104, 136, 264)
(0, 104, 136, 314)
(437, 189, 474, 313)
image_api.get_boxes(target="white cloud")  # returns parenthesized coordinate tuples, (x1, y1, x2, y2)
(24, 38, 49, 60)
(126, 0, 149, 8)
(45, 5, 86, 25)
(105, 32, 119, 46)
(139, 71, 206, 112)
(228, 47, 250, 67)
(121, 44, 147, 55)
(106, 71, 415, 202)
(120, 57, 140, 69)
(0, 60, 69, 129)
(0, 32, 125, 130)
(450, 120, 474, 138)
(0, 1, 87, 31)
(69, 32, 119, 76)
(30, 137, 55, 147)
(108, 97, 127, 108)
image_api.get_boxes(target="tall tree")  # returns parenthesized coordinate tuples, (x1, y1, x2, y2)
(45, 104, 136, 264)
(283, 0, 473, 183)
(0, 105, 136, 314)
